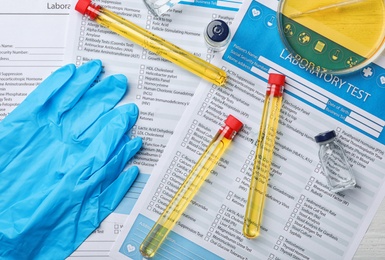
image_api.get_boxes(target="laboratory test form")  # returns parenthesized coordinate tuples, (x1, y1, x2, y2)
(112, 0, 385, 259)
(64, 0, 242, 257)
(0, 0, 70, 120)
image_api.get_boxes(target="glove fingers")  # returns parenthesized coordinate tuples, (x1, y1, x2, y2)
(98, 166, 140, 214)
(83, 136, 142, 190)
(62, 74, 128, 139)
(76, 104, 139, 176)
(0, 64, 75, 126)
(79, 103, 139, 143)
(41, 60, 103, 124)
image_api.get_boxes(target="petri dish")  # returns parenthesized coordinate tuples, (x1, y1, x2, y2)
(277, 0, 385, 74)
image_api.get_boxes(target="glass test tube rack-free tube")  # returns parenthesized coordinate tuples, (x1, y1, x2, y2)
(75, 0, 227, 86)
(140, 115, 243, 258)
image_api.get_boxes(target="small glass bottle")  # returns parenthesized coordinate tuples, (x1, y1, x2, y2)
(143, 0, 180, 16)
(204, 19, 231, 51)
(314, 130, 356, 192)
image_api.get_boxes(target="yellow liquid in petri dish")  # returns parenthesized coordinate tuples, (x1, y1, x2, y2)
(279, 0, 385, 73)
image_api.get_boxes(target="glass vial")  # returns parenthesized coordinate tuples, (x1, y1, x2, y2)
(314, 130, 356, 192)
(143, 0, 180, 16)
(204, 19, 231, 51)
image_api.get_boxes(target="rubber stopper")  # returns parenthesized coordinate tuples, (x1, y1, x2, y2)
(314, 130, 336, 143)
(225, 114, 243, 133)
(268, 73, 285, 86)
(75, 0, 91, 15)
(206, 20, 230, 43)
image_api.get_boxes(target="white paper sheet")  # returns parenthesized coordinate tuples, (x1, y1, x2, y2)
(111, 0, 385, 259)
(0, 1, 70, 120)
(64, 0, 242, 258)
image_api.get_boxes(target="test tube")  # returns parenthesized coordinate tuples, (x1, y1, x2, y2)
(243, 73, 285, 238)
(140, 115, 243, 258)
(75, 0, 227, 86)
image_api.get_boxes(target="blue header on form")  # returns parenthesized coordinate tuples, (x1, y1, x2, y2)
(222, 1, 385, 145)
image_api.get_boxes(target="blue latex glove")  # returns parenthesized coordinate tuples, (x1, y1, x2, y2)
(0, 60, 142, 259)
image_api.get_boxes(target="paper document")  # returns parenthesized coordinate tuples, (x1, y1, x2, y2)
(0, 0, 69, 120)
(112, 0, 385, 259)
(64, 0, 242, 257)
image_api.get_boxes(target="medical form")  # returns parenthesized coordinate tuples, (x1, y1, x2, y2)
(0, 0, 69, 120)
(111, 0, 385, 259)
(64, 0, 242, 257)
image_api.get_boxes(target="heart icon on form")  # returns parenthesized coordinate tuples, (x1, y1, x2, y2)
(252, 8, 261, 17)
(127, 244, 136, 253)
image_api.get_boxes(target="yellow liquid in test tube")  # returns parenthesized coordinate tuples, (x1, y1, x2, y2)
(75, 0, 227, 86)
(243, 74, 285, 238)
(140, 115, 243, 258)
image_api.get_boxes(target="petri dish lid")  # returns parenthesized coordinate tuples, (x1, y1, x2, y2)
(277, 0, 385, 75)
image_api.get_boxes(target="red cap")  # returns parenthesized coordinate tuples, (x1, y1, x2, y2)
(75, 0, 99, 19)
(225, 114, 243, 132)
(267, 73, 285, 97)
(75, 0, 91, 14)
(268, 73, 285, 86)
